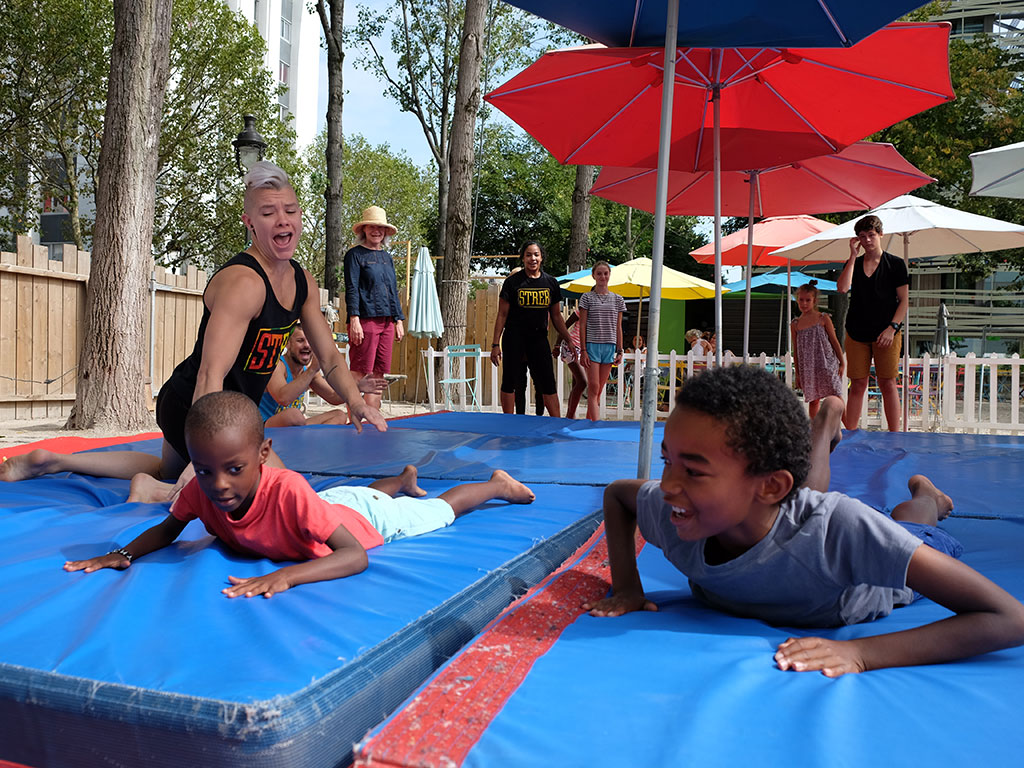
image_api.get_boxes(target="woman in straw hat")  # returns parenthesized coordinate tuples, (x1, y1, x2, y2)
(345, 206, 405, 411)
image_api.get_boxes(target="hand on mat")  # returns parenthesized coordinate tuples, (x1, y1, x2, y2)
(63, 552, 131, 573)
(349, 401, 387, 433)
(223, 571, 292, 599)
(583, 591, 658, 617)
(774, 636, 866, 677)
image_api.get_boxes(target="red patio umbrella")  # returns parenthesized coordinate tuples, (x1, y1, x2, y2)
(689, 215, 836, 266)
(592, 142, 936, 218)
(485, 24, 954, 174)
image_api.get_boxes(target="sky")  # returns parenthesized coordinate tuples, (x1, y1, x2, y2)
(315, 1, 460, 168)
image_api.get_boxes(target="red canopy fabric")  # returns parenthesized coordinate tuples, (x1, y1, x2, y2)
(486, 23, 953, 173)
(592, 141, 935, 217)
(689, 215, 835, 266)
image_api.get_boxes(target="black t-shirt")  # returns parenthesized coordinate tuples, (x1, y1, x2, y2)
(845, 251, 908, 343)
(165, 252, 307, 405)
(499, 269, 561, 337)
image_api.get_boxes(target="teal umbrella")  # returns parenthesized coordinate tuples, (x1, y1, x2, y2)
(407, 246, 444, 339)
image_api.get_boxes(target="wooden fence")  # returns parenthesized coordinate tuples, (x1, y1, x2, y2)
(0, 236, 208, 421)
(0, 238, 500, 420)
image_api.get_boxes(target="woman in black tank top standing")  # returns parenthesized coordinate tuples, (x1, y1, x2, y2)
(0, 162, 385, 502)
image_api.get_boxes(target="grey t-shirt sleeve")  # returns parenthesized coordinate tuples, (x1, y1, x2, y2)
(821, 493, 922, 591)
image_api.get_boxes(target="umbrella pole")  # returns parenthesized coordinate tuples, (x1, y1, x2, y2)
(636, 0, 679, 480)
(743, 172, 756, 364)
(713, 77, 723, 368)
(902, 234, 910, 432)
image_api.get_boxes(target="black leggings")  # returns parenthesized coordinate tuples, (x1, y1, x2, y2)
(501, 332, 556, 396)
(155, 385, 192, 463)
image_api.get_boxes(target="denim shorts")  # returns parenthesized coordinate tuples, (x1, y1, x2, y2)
(317, 486, 455, 544)
(897, 520, 964, 560)
(586, 342, 617, 365)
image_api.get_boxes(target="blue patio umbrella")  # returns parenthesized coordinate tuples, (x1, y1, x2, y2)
(723, 273, 838, 294)
(557, 268, 593, 301)
(501, 1, 928, 48)
(407, 246, 444, 339)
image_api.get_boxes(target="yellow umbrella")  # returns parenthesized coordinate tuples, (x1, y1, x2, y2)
(566, 257, 718, 299)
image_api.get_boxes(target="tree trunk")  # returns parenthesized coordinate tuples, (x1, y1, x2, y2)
(438, 0, 485, 350)
(437, 155, 449, 258)
(318, 0, 345, 299)
(67, 0, 172, 430)
(568, 164, 593, 272)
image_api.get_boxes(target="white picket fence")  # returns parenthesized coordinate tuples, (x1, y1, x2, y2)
(422, 346, 1024, 434)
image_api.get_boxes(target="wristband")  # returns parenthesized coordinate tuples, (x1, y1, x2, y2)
(492, 343, 500, 348)
(110, 547, 134, 563)
(889, 321, 902, 331)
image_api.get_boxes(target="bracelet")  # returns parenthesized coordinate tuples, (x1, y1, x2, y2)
(492, 343, 500, 347)
(109, 546, 134, 564)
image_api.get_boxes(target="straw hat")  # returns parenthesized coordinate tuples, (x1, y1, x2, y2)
(352, 205, 397, 236)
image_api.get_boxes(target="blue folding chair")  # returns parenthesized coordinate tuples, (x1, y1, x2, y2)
(438, 345, 482, 411)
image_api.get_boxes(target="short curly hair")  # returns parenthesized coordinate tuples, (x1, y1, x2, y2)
(184, 391, 264, 453)
(674, 365, 810, 499)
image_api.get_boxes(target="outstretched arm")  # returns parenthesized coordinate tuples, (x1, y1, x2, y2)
(583, 479, 657, 616)
(775, 545, 1024, 677)
(64, 514, 188, 573)
(300, 270, 386, 432)
(222, 523, 369, 598)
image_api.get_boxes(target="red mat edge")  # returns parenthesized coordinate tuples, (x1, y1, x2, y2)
(0, 431, 163, 459)
(355, 524, 647, 768)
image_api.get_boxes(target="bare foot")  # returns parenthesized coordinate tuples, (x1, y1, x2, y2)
(908, 474, 954, 521)
(397, 464, 427, 497)
(0, 449, 60, 482)
(127, 473, 177, 504)
(490, 469, 535, 504)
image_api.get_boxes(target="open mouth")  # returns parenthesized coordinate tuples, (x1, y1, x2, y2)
(273, 232, 294, 247)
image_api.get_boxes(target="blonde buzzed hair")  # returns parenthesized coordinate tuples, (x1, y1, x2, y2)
(243, 161, 294, 211)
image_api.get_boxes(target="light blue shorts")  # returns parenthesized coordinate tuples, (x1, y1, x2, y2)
(317, 486, 455, 544)
(586, 342, 617, 364)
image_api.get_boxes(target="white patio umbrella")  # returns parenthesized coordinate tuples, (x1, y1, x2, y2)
(407, 246, 444, 339)
(775, 194, 1024, 429)
(970, 141, 1024, 199)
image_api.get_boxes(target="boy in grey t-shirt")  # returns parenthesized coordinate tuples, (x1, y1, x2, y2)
(584, 365, 1024, 677)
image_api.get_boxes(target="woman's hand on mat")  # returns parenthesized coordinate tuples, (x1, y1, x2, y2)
(223, 571, 292, 599)
(63, 553, 131, 573)
(774, 636, 865, 677)
(583, 591, 658, 617)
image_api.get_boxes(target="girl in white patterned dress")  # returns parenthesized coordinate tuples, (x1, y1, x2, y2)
(791, 281, 845, 418)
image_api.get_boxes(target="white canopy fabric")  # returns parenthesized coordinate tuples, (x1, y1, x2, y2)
(774, 195, 1024, 261)
(407, 246, 444, 339)
(970, 141, 1024, 199)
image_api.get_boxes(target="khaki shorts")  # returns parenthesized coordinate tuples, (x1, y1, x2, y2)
(845, 332, 901, 380)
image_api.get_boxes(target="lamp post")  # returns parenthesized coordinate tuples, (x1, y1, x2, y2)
(232, 115, 266, 246)
(232, 115, 267, 178)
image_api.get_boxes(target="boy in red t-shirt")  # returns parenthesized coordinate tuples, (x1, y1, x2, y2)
(64, 391, 536, 598)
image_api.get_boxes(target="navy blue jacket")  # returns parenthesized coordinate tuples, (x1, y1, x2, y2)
(343, 245, 404, 321)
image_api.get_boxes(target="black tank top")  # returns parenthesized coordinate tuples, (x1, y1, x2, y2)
(164, 252, 308, 405)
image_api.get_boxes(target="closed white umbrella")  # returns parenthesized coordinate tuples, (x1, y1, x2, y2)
(407, 246, 444, 339)
(970, 141, 1024, 199)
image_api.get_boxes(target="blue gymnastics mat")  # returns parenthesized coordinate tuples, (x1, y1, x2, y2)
(357, 431, 1024, 768)
(0, 412, 626, 768)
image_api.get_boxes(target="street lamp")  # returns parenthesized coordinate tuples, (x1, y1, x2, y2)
(232, 115, 267, 178)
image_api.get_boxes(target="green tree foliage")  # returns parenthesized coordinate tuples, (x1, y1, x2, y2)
(156, 0, 297, 271)
(0, 0, 294, 268)
(0, 0, 112, 250)
(346, 0, 560, 253)
(471, 125, 704, 277)
(876, 32, 1024, 282)
(295, 131, 435, 283)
